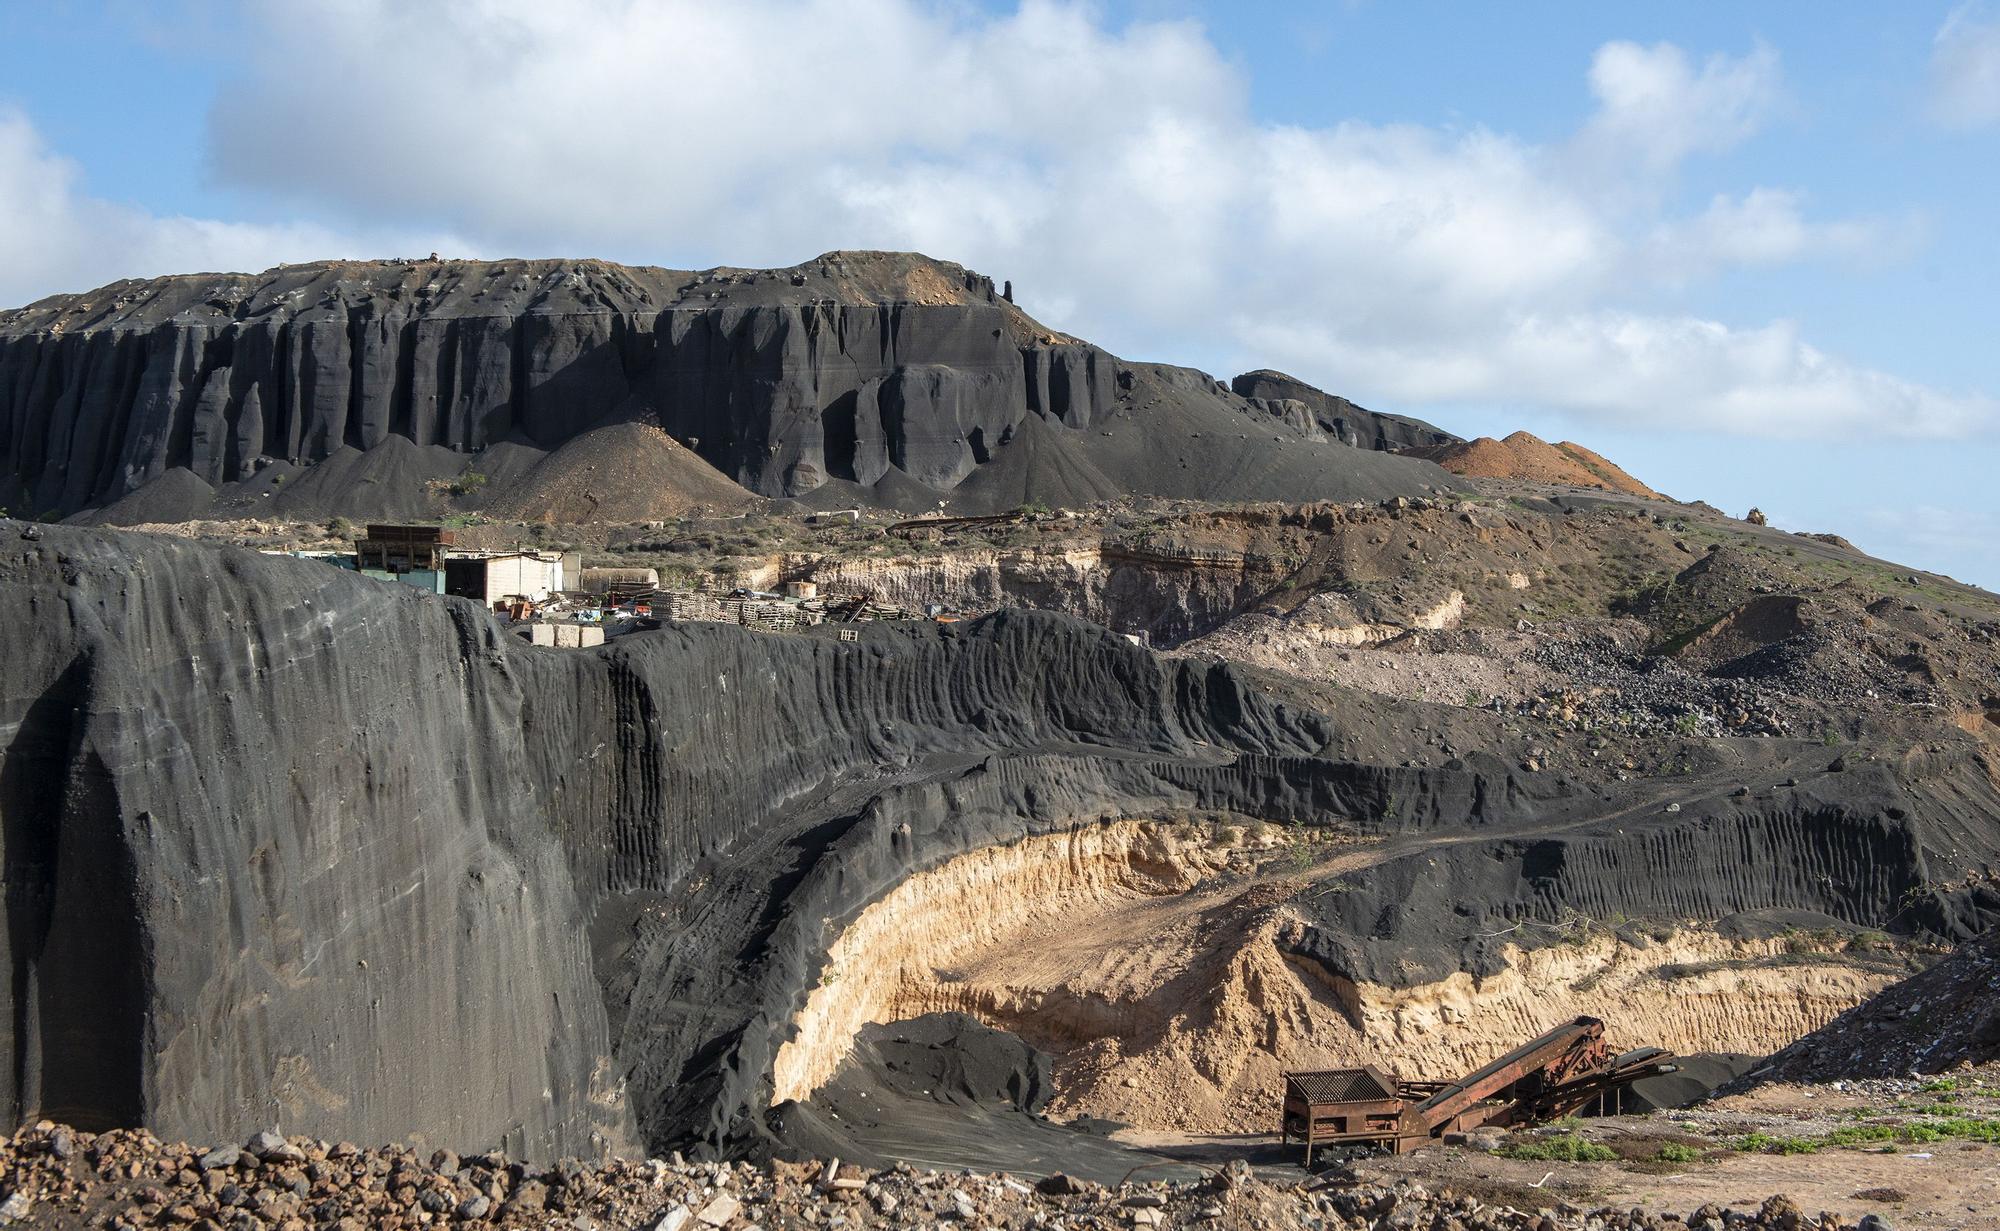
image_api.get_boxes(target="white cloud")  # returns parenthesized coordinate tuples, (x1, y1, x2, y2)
(203, 0, 1239, 261)
(1640, 189, 1919, 282)
(0, 108, 461, 310)
(1249, 311, 1994, 439)
(1571, 40, 1783, 179)
(1930, 4, 2000, 128)
(5, 2, 1988, 447)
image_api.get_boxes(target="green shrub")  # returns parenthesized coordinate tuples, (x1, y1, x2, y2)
(1654, 1142, 1703, 1163)
(1496, 1133, 1618, 1162)
(1902, 1117, 2000, 1144)
(1821, 1124, 1898, 1147)
(450, 470, 489, 496)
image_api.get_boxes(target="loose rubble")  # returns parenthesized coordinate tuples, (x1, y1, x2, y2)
(1743, 928, 2000, 1083)
(0, 1123, 1909, 1231)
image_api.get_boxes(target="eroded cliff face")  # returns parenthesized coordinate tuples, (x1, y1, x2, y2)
(0, 255, 1457, 520)
(0, 526, 628, 1158)
(3, 524, 1996, 1164)
(0, 268, 1094, 509)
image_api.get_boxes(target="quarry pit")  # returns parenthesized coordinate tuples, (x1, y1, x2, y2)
(775, 817, 1920, 1137)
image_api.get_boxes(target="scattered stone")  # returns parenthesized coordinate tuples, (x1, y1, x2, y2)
(198, 1144, 242, 1171)
(650, 1202, 693, 1231)
(949, 1188, 978, 1220)
(0, 1118, 1949, 1231)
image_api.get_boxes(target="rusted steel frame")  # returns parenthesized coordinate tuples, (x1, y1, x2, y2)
(1411, 1016, 1607, 1130)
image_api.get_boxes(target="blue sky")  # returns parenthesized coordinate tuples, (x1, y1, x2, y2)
(2, 2, 1995, 587)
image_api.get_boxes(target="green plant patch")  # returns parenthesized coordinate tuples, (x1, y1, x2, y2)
(1496, 1133, 1618, 1162)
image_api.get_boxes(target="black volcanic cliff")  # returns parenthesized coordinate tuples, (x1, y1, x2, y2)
(1231, 368, 1459, 452)
(0, 253, 1460, 521)
(4, 524, 1996, 1161)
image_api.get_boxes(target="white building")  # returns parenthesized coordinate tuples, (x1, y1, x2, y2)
(444, 551, 566, 604)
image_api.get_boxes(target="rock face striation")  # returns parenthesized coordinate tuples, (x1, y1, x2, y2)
(4, 524, 1998, 1164)
(0, 253, 1459, 520)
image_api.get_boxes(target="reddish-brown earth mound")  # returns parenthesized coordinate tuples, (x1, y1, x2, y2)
(1406, 431, 1659, 497)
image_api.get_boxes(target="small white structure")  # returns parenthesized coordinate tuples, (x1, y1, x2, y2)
(445, 551, 565, 604)
(529, 622, 605, 648)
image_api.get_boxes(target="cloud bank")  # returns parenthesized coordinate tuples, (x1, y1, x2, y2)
(0, 109, 457, 311)
(0, 2, 1989, 445)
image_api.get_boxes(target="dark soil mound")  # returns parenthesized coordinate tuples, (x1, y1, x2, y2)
(770, 1014, 1195, 1182)
(75, 467, 216, 525)
(484, 422, 758, 522)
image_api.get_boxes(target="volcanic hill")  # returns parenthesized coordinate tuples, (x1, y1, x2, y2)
(0, 252, 1466, 524)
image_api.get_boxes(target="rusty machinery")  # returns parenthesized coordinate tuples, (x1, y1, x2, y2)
(1281, 1016, 1676, 1163)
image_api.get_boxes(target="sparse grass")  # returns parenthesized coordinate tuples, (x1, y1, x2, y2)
(1496, 1133, 1618, 1162)
(1731, 1116, 2000, 1154)
(1899, 1116, 2000, 1144)
(1732, 1132, 1822, 1155)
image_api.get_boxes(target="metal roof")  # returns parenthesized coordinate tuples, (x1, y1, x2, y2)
(1286, 1068, 1395, 1104)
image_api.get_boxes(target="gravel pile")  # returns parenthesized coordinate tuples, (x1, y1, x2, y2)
(1521, 630, 1798, 738)
(1744, 929, 2000, 1084)
(0, 1123, 1898, 1231)
(1710, 628, 1939, 710)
